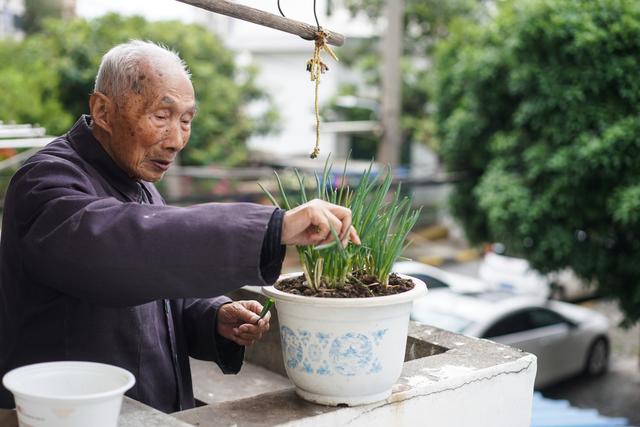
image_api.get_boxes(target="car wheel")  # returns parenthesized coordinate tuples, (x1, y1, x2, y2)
(584, 337, 609, 376)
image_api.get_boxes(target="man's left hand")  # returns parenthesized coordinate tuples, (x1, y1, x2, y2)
(217, 300, 271, 346)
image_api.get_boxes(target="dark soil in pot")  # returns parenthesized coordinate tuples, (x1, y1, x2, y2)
(275, 272, 415, 298)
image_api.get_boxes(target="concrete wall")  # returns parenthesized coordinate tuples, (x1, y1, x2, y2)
(112, 286, 538, 426)
(171, 287, 537, 427)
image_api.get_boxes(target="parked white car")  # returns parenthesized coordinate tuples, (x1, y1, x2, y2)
(479, 252, 551, 298)
(393, 261, 489, 293)
(479, 251, 598, 301)
(411, 291, 610, 388)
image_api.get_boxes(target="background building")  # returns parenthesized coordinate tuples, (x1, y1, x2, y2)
(0, 0, 25, 38)
(191, 0, 378, 159)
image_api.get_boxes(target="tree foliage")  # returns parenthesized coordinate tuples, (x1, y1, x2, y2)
(0, 14, 276, 166)
(434, 0, 640, 324)
(22, 0, 66, 34)
(324, 0, 480, 159)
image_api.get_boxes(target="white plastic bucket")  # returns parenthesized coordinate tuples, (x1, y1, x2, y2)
(2, 361, 135, 427)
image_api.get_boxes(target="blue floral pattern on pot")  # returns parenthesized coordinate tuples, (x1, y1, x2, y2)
(280, 326, 388, 376)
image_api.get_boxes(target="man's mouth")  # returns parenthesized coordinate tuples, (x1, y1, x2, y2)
(149, 159, 173, 172)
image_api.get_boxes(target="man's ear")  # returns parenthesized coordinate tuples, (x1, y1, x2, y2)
(89, 92, 114, 135)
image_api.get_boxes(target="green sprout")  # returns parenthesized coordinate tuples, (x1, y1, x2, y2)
(257, 298, 275, 322)
(259, 156, 420, 291)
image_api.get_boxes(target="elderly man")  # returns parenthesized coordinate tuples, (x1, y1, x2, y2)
(0, 41, 359, 413)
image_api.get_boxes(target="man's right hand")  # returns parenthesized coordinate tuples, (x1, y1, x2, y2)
(281, 199, 361, 247)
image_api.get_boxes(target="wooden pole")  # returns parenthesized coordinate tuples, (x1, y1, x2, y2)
(175, 0, 345, 46)
(377, 0, 404, 167)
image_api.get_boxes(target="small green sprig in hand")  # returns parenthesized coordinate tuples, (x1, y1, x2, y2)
(256, 298, 274, 323)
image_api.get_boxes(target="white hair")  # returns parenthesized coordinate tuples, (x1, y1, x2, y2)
(93, 40, 191, 103)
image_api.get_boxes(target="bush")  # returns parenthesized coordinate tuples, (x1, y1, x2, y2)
(0, 14, 277, 166)
(434, 0, 640, 324)
(322, 0, 479, 160)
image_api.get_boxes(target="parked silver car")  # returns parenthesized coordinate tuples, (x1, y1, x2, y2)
(411, 291, 610, 388)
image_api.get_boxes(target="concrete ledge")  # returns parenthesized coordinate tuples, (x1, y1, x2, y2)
(173, 323, 535, 427)
(117, 286, 537, 426)
(119, 398, 193, 427)
(170, 288, 535, 426)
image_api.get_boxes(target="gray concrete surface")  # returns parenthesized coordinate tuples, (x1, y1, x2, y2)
(190, 358, 292, 405)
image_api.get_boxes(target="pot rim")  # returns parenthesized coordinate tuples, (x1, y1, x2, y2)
(262, 273, 427, 307)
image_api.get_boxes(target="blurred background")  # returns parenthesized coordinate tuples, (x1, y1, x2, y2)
(1, 0, 638, 425)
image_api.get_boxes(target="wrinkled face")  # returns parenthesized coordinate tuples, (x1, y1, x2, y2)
(105, 61, 196, 182)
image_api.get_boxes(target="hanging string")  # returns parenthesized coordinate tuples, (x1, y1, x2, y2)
(313, 0, 320, 31)
(277, 0, 285, 18)
(277, 0, 320, 32)
(277, 0, 338, 159)
(306, 31, 337, 159)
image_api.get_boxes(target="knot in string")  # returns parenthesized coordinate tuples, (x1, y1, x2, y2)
(307, 30, 338, 159)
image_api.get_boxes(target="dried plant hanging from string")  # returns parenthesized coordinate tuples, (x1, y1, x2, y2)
(278, 0, 339, 159)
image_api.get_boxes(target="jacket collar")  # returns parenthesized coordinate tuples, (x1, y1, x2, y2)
(67, 115, 146, 202)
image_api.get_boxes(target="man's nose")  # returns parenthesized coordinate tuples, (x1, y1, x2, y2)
(163, 120, 188, 151)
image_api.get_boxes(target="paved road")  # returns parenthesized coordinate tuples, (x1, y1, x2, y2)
(541, 358, 640, 426)
(443, 260, 640, 425)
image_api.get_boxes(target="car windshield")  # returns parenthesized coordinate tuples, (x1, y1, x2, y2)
(411, 311, 474, 334)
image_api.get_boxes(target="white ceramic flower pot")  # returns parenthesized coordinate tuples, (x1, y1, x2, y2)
(263, 274, 427, 406)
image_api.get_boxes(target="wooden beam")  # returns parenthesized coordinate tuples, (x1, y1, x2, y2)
(175, 0, 345, 46)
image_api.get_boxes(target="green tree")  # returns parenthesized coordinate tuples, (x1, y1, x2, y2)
(434, 0, 640, 324)
(0, 14, 277, 166)
(324, 0, 480, 160)
(22, 0, 65, 34)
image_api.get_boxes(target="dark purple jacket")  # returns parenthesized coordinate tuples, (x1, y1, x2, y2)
(0, 116, 284, 413)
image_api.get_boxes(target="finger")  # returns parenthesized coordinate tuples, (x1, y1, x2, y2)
(326, 203, 352, 222)
(255, 313, 271, 328)
(350, 226, 361, 245)
(317, 211, 343, 245)
(231, 303, 261, 324)
(234, 325, 263, 340)
(328, 211, 344, 238)
(255, 317, 271, 332)
(236, 331, 263, 341)
(306, 218, 329, 243)
(237, 322, 267, 335)
(239, 300, 263, 316)
(341, 228, 350, 248)
(336, 212, 353, 240)
(322, 205, 353, 243)
(317, 233, 336, 246)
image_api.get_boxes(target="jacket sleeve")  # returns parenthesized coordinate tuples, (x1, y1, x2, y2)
(11, 157, 277, 307)
(181, 297, 244, 373)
